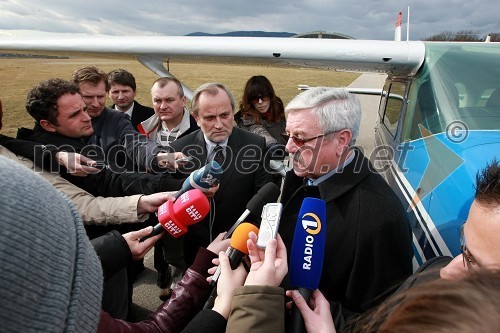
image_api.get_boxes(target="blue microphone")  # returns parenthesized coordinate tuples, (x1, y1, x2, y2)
(174, 160, 223, 199)
(289, 197, 327, 333)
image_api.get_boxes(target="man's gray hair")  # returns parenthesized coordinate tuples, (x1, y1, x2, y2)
(191, 82, 235, 116)
(285, 87, 362, 143)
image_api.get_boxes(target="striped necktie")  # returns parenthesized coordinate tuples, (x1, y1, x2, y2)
(213, 145, 225, 165)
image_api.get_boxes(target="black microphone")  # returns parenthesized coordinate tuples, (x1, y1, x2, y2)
(203, 222, 259, 310)
(224, 182, 280, 239)
(289, 197, 327, 333)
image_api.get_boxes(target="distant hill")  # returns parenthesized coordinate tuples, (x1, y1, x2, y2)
(186, 31, 296, 38)
(0, 52, 68, 59)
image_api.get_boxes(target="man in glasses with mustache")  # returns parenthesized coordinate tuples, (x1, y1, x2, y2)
(277, 87, 414, 330)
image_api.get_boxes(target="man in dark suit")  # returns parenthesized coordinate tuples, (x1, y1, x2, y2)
(137, 76, 200, 300)
(108, 68, 155, 130)
(68, 66, 168, 173)
(278, 87, 414, 330)
(171, 82, 271, 267)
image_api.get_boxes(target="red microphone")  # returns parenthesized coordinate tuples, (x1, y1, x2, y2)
(140, 189, 210, 241)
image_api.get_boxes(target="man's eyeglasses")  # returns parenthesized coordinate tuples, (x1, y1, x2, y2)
(281, 132, 333, 147)
(250, 95, 270, 104)
(460, 223, 478, 270)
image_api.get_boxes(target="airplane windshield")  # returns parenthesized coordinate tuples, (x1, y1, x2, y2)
(409, 43, 500, 137)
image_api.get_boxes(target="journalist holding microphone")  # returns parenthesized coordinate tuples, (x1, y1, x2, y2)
(179, 227, 289, 332)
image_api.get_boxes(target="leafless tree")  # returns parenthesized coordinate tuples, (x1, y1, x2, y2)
(423, 30, 483, 41)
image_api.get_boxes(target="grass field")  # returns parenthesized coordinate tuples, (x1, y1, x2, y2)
(0, 55, 359, 136)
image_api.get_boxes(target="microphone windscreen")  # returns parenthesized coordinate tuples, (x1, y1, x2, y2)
(173, 189, 211, 226)
(158, 189, 210, 230)
(230, 222, 259, 253)
(246, 182, 281, 213)
(189, 160, 223, 190)
(289, 197, 327, 290)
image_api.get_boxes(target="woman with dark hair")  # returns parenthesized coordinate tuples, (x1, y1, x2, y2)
(235, 75, 287, 146)
(235, 76, 288, 185)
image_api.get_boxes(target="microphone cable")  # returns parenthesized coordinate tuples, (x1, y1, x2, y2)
(208, 196, 216, 243)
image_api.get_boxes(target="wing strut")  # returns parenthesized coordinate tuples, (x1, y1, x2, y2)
(137, 55, 194, 101)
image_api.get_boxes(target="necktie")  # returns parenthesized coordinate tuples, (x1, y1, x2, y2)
(213, 145, 225, 166)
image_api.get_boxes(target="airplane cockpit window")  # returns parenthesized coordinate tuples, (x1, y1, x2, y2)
(382, 81, 406, 139)
(402, 42, 500, 141)
(485, 88, 500, 107)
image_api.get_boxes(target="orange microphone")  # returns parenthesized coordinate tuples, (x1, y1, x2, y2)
(203, 222, 259, 309)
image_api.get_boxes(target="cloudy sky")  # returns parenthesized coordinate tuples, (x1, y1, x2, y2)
(0, 0, 497, 40)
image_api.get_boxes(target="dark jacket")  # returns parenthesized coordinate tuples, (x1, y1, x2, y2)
(16, 125, 183, 198)
(171, 127, 272, 265)
(91, 230, 131, 281)
(180, 309, 227, 333)
(345, 256, 452, 332)
(96, 247, 217, 333)
(89, 107, 167, 172)
(234, 111, 286, 146)
(16, 124, 184, 239)
(279, 148, 414, 330)
(395, 256, 452, 292)
(0, 134, 60, 171)
(110, 101, 155, 130)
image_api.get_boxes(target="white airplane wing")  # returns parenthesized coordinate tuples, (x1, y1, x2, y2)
(0, 34, 425, 99)
(0, 35, 425, 74)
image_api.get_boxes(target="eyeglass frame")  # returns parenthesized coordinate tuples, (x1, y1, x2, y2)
(460, 223, 478, 270)
(250, 95, 270, 104)
(281, 131, 338, 147)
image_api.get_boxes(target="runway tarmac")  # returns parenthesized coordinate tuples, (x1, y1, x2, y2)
(130, 72, 387, 320)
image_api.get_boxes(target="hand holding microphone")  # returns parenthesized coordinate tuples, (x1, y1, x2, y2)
(204, 222, 259, 309)
(289, 197, 327, 333)
(244, 232, 288, 287)
(208, 229, 288, 320)
(286, 289, 336, 333)
(210, 222, 259, 284)
(123, 226, 164, 260)
(139, 161, 221, 242)
(211, 246, 249, 319)
(139, 189, 210, 242)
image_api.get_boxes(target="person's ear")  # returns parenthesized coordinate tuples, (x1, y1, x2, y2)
(39, 119, 57, 133)
(193, 114, 201, 127)
(336, 129, 352, 156)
